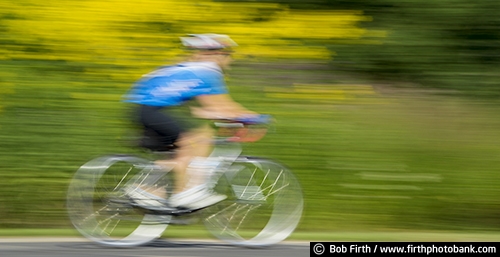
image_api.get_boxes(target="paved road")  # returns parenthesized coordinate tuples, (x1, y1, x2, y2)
(0, 238, 309, 257)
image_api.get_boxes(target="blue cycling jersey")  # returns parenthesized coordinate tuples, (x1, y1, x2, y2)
(124, 62, 228, 106)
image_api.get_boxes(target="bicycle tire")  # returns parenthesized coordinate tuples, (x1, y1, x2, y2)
(203, 157, 303, 246)
(66, 155, 172, 247)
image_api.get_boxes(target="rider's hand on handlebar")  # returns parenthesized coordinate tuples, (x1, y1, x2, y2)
(190, 107, 265, 122)
(231, 114, 273, 124)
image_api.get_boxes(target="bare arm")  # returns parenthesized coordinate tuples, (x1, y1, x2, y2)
(192, 94, 257, 119)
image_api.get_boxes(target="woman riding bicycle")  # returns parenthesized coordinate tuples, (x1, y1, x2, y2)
(123, 34, 259, 210)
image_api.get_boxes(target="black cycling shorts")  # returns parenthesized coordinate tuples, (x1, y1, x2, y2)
(132, 104, 187, 151)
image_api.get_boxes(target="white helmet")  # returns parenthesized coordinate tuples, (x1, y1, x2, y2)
(180, 34, 237, 50)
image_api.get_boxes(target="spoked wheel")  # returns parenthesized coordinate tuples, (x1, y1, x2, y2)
(66, 155, 173, 247)
(204, 157, 303, 246)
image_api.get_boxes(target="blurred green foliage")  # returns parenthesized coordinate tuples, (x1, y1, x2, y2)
(0, 0, 499, 234)
(1, 61, 500, 232)
(232, 0, 500, 96)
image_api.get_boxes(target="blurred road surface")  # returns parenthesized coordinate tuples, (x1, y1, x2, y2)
(0, 238, 309, 257)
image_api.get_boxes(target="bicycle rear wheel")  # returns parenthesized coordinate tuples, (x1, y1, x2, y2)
(66, 155, 172, 247)
(203, 157, 303, 246)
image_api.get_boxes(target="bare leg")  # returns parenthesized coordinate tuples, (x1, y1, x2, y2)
(155, 124, 214, 194)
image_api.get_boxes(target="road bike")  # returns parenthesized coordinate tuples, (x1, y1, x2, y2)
(66, 116, 304, 247)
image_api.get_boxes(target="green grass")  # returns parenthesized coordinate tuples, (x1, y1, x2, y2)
(1, 60, 500, 235)
(2, 228, 500, 242)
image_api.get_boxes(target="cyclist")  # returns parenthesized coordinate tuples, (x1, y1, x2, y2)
(123, 34, 258, 210)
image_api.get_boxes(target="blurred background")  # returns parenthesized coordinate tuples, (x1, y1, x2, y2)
(1, 0, 500, 238)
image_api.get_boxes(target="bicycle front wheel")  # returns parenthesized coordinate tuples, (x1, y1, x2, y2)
(203, 157, 303, 246)
(66, 155, 171, 247)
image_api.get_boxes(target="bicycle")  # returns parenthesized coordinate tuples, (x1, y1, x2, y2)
(66, 115, 304, 247)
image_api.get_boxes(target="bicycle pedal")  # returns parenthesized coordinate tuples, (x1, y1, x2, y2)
(169, 215, 199, 225)
(143, 214, 199, 225)
(135, 204, 199, 216)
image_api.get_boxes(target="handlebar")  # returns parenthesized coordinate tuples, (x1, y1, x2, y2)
(230, 114, 273, 125)
(214, 114, 273, 125)
(212, 114, 272, 143)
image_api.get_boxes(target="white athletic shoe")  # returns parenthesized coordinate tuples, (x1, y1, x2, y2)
(168, 185, 227, 210)
(125, 186, 168, 209)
